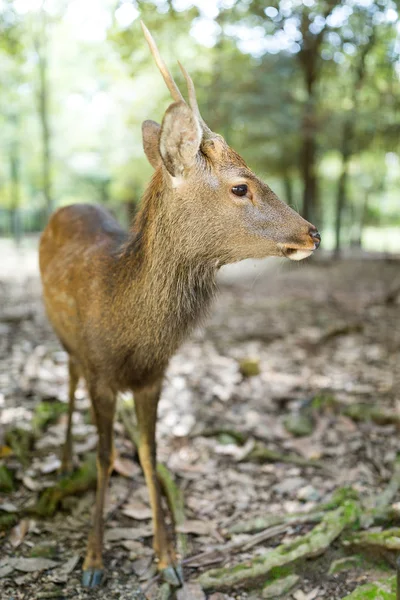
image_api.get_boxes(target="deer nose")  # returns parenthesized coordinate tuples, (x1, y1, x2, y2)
(309, 227, 321, 249)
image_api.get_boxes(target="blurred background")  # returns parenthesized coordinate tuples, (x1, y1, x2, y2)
(1, 3, 400, 598)
(0, 0, 399, 254)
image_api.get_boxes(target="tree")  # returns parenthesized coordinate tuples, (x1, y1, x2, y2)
(33, 3, 53, 219)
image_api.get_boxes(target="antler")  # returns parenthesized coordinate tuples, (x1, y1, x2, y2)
(141, 21, 184, 104)
(178, 61, 210, 134)
(141, 21, 210, 136)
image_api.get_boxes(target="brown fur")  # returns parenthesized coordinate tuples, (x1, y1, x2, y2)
(39, 31, 319, 587)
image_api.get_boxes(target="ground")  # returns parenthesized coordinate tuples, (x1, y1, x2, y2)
(0, 240, 399, 600)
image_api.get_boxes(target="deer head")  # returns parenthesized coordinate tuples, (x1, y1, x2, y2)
(140, 22, 320, 266)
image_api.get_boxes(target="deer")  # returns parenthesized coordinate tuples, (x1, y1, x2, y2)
(39, 22, 321, 589)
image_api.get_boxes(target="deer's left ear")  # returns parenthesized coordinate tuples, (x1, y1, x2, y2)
(159, 102, 202, 177)
(142, 120, 162, 169)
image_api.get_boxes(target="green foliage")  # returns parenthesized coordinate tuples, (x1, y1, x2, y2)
(32, 401, 68, 432)
(0, 464, 14, 493)
(0, 0, 398, 248)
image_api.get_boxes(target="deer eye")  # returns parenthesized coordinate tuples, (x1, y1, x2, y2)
(231, 184, 248, 197)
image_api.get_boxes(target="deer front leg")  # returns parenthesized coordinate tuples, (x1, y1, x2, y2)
(135, 382, 182, 586)
(82, 383, 116, 588)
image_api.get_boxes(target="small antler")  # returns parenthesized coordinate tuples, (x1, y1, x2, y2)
(141, 21, 184, 104)
(141, 21, 210, 137)
(178, 61, 210, 134)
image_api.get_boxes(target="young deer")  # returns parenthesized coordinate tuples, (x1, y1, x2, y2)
(39, 22, 320, 589)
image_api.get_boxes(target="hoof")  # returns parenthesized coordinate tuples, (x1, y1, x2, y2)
(160, 563, 183, 587)
(82, 568, 104, 588)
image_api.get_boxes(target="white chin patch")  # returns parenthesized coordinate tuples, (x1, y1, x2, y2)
(287, 249, 314, 261)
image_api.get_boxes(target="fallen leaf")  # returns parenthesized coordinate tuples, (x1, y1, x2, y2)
(176, 520, 214, 536)
(51, 554, 80, 583)
(0, 445, 13, 458)
(22, 475, 41, 491)
(293, 589, 320, 600)
(105, 526, 152, 542)
(9, 520, 30, 548)
(0, 564, 14, 578)
(177, 582, 206, 600)
(121, 540, 153, 557)
(40, 455, 61, 474)
(122, 500, 152, 520)
(113, 456, 139, 478)
(0, 502, 18, 513)
(11, 557, 58, 573)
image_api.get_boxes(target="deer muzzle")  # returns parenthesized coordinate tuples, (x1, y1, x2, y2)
(279, 226, 321, 261)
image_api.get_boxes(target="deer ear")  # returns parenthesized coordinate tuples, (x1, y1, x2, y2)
(142, 120, 162, 169)
(159, 102, 202, 177)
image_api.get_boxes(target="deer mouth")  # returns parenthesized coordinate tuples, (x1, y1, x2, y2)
(281, 246, 315, 261)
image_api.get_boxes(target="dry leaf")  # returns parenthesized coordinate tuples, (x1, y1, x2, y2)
(22, 475, 41, 492)
(177, 583, 206, 600)
(0, 445, 13, 459)
(9, 520, 30, 548)
(0, 502, 18, 513)
(105, 526, 152, 542)
(40, 455, 61, 474)
(0, 563, 14, 579)
(176, 520, 214, 536)
(11, 557, 58, 573)
(51, 555, 80, 583)
(293, 589, 320, 600)
(113, 456, 138, 478)
(122, 500, 152, 520)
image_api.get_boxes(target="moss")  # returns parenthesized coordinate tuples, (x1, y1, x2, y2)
(247, 443, 324, 469)
(32, 401, 68, 432)
(346, 528, 400, 551)
(239, 358, 260, 377)
(328, 555, 364, 575)
(0, 464, 14, 492)
(30, 542, 58, 559)
(261, 574, 299, 598)
(33, 454, 97, 517)
(198, 500, 360, 590)
(323, 487, 360, 510)
(5, 426, 35, 465)
(311, 394, 338, 412)
(341, 576, 396, 599)
(0, 513, 18, 532)
(283, 413, 314, 437)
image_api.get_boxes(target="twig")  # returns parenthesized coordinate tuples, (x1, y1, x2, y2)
(157, 463, 188, 558)
(197, 500, 360, 590)
(183, 518, 316, 569)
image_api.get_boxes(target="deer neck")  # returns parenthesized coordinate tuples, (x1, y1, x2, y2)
(117, 169, 217, 354)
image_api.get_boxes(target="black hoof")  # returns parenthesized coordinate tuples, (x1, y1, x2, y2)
(160, 564, 183, 587)
(82, 568, 104, 588)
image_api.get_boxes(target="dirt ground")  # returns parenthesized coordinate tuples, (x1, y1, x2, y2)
(0, 246, 399, 600)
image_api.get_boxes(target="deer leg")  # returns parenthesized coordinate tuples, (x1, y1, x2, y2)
(135, 382, 182, 586)
(61, 357, 79, 474)
(82, 384, 116, 588)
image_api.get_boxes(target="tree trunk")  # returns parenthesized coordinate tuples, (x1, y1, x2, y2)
(334, 161, 348, 256)
(356, 190, 370, 248)
(335, 121, 352, 255)
(300, 125, 318, 224)
(9, 118, 22, 245)
(35, 6, 53, 221)
(299, 53, 319, 225)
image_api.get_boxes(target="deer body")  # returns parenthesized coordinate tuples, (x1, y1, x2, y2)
(39, 23, 320, 589)
(40, 193, 216, 391)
